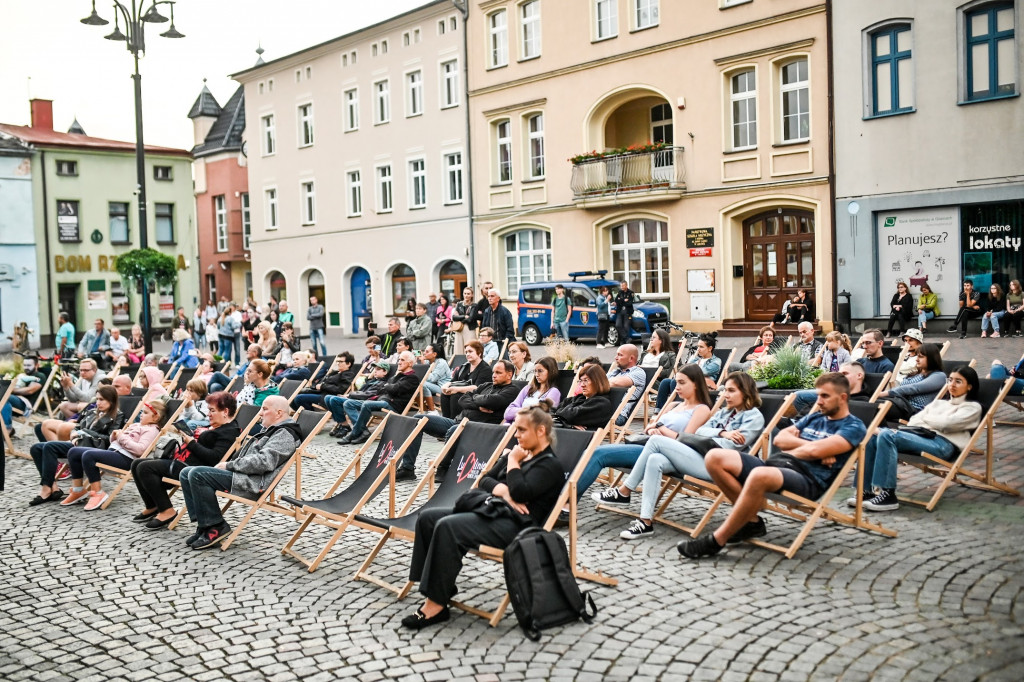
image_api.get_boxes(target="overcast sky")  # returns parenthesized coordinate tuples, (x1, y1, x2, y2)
(0, 0, 429, 149)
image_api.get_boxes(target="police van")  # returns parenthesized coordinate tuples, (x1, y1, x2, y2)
(515, 271, 669, 345)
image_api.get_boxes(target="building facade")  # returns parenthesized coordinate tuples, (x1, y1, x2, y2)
(189, 83, 252, 307)
(833, 0, 1024, 324)
(0, 99, 198, 345)
(0, 132, 42, 349)
(467, 0, 832, 330)
(234, 0, 470, 335)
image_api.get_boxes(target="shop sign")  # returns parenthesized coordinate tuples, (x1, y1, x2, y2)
(57, 201, 80, 242)
(876, 207, 960, 315)
(87, 280, 107, 310)
(960, 201, 1023, 291)
(689, 247, 712, 257)
(685, 228, 714, 249)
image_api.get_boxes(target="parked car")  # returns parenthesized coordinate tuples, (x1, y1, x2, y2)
(516, 271, 669, 345)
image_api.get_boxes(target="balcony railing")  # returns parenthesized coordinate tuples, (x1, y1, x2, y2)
(570, 146, 685, 200)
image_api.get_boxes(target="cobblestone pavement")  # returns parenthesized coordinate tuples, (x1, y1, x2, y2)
(2, 335, 1022, 681)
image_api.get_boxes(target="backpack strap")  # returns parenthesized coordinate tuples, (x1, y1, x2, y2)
(515, 537, 546, 641)
(539, 532, 592, 621)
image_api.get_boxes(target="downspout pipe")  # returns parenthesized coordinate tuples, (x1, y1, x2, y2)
(825, 0, 839, 331)
(40, 149, 56, 347)
(453, 0, 475, 287)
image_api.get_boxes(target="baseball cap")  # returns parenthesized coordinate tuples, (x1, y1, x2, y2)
(374, 360, 392, 372)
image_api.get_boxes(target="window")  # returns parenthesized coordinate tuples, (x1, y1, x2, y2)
(241, 193, 250, 249)
(154, 165, 172, 181)
(298, 103, 314, 147)
(155, 203, 174, 243)
(56, 160, 78, 176)
(526, 113, 545, 179)
(265, 188, 278, 230)
(965, 2, 1017, 101)
(780, 58, 810, 142)
(595, 0, 618, 39)
(375, 80, 390, 124)
(489, 10, 509, 67)
(262, 114, 276, 155)
(347, 170, 362, 216)
(259, 82, 264, 94)
(342, 54, 348, 67)
(521, 1, 541, 60)
(870, 25, 914, 115)
(344, 88, 359, 131)
(215, 195, 227, 252)
(496, 119, 512, 183)
(376, 165, 393, 212)
(109, 202, 129, 243)
(441, 60, 460, 107)
(305, 66, 312, 79)
(451, 16, 458, 31)
(391, 264, 417, 313)
(635, 0, 659, 29)
(372, 43, 379, 57)
(730, 69, 757, 149)
(444, 152, 463, 204)
(504, 229, 552, 294)
(301, 181, 316, 224)
(382, 39, 389, 54)
(295, 69, 302, 83)
(351, 50, 357, 64)
(611, 220, 670, 295)
(268, 78, 274, 91)
(409, 159, 427, 209)
(414, 28, 420, 43)
(406, 70, 423, 116)
(403, 31, 411, 47)
(438, 19, 446, 35)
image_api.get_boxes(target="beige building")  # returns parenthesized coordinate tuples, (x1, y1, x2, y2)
(234, 0, 470, 334)
(468, 0, 833, 330)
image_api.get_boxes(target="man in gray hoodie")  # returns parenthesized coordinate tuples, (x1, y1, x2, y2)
(179, 396, 302, 550)
(307, 296, 327, 357)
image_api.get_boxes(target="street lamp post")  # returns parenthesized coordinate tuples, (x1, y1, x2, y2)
(80, 0, 184, 355)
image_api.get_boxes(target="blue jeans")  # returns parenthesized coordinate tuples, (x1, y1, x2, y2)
(292, 392, 327, 411)
(423, 381, 443, 397)
(793, 389, 818, 415)
(918, 310, 935, 328)
(193, 330, 205, 350)
(554, 320, 569, 339)
(981, 311, 1005, 333)
(622, 436, 711, 519)
(217, 338, 233, 361)
(862, 428, 957, 491)
(343, 398, 391, 437)
(308, 328, 327, 357)
(208, 371, 232, 394)
(989, 364, 1024, 395)
(576, 443, 643, 500)
(423, 414, 459, 441)
(323, 395, 352, 424)
(656, 379, 676, 410)
(1, 395, 31, 428)
(179, 465, 234, 528)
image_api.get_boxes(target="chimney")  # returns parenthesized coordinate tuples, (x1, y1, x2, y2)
(30, 99, 54, 130)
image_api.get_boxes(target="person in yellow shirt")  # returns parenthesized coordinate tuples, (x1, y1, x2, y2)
(916, 283, 940, 332)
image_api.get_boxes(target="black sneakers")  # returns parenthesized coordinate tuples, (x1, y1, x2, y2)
(191, 522, 231, 550)
(394, 468, 417, 482)
(591, 487, 631, 505)
(677, 533, 724, 559)
(727, 517, 767, 544)
(862, 489, 899, 511)
(619, 519, 654, 539)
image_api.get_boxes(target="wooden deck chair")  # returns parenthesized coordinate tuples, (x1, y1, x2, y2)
(169, 368, 198, 397)
(352, 421, 514, 596)
(369, 363, 433, 424)
(217, 408, 332, 550)
(117, 395, 143, 425)
(449, 355, 467, 372)
(96, 398, 188, 510)
(277, 413, 427, 569)
(868, 372, 893, 402)
(450, 427, 613, 626)
(883, 346, 911, 388)
(991, 352, 1024, 427)
(553, 368, 578, 399)
(27, 363, 60, 420)
(277, 378, 306, 403)
(739, 400, 894, 558)
(165, 403, 263, 530)
(0, 381, 26, 458)
(713, 348, 737, 388)
(605, 387, 634, 443)
(498, 338, 509, 359)
(616, 367, 663, 439)
(224, 375, 243, 394)
(897, 377, 1018, 510)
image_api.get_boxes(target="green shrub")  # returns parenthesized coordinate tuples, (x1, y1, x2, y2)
(748, 344, 822, 389)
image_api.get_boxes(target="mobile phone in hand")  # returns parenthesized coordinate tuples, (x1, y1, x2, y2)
(172, 420, 194, 437)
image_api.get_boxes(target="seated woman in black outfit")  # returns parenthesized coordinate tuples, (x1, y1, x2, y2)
(885, 281, 915, 338)
(129, 391, 241, 530)
(550, 364, 614, 430)
(788, 288, 814, 323)
(402, 402, 564, 630)
(439, 340, 492, 418)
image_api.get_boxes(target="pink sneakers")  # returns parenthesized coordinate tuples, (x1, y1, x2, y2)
(60, 488, 90, 506)
(83, 491, 109, 511)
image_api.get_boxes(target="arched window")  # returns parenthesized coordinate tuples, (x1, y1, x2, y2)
(610, 219, 669, 294)
(504, 229, 552, 295)
(306, 269, 325, 305)
(439, 260, 468, 299)
(267, 270, 287, 303)
(391, 264, 416, 314)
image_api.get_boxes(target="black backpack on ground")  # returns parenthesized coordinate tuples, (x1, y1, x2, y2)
(503, 527, 597, 640)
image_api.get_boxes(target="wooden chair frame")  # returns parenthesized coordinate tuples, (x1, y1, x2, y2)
(615, 367, 663, 441)
(0, 382, 26, 458)
(714, 348, 737, 388)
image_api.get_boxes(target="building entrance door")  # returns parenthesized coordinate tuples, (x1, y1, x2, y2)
(350, 267, 370, 334)
(58, 283, 79, 332)
(742, 209, 815, 320)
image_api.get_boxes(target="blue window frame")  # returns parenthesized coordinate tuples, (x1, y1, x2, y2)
(966, 2, 1017, 101)
(871, 25, 913, 115)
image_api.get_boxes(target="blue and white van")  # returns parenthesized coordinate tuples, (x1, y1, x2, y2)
(515, 271, 669, 345)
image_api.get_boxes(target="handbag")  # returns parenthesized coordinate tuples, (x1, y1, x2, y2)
(673, 433, 720, 456)
(453, 488, 491, 514)
(449, 320, 465, 333)
(900, 425, 937, 439)
(624, 434, 650, 446)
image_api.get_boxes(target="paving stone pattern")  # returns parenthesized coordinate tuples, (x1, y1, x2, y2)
(1, 335, 1022, 681)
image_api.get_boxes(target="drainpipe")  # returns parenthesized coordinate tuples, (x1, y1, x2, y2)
(825, 0, 839, 330)
(40, 148, 56, 346)
(453, 0, 475, 287)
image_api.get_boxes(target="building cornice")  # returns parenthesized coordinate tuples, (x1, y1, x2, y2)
(482, 98, 547, 117)
(714, 38, 815, 66)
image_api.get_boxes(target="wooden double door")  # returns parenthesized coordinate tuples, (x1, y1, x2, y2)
(742, 209, 815, 321)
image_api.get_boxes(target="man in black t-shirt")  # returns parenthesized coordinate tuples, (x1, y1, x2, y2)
(613, 280, 636, 343)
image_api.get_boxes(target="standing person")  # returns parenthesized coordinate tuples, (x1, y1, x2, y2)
(173, 307, 192, 337)
(472, 281, 493, 330)
(230, 305, 244, 365)
(1003, 279, 1024, 337)
(307, 296, 328, 357)
(451, 287, 477, 355)
(406, 303, 433, 352)
(434, 293, 452, 345)
(404, 296, 418, 326)
(916, 283, 940, 333)
(948, 280, 983, 339)
(481, 289, 516, 349)
(380, 318, 403, 357)
(204, 318, 219, 354)
(277, 301, 295, 326)
(55, 312, 76, 359)
(192, 308, 205, 349)
(551, 284, 573, 340)
(425, 293, 440, 340)
(613, 280, 636, 344)
(980, 284, 1006, 338)
(217, 307, 239, 362)
(885, 281, 915, 338)
(596, 286, 612, 349)
(204, 299, 218, 328)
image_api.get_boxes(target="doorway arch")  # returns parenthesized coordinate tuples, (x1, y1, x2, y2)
(349, 267, 371, 334)
(742, 209, 815, 320)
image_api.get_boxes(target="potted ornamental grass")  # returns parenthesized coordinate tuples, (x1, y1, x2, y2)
(747, 344, 822, 390)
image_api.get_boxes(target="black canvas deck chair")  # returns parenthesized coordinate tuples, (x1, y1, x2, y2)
(712, 348, 737, 388)
(117, 395, 143, 425)
(277, 378, 306, 403)
(992, 352, 1024, 427)
(617, 367, 663, 438)
(278, 413, 427, 571)
(352, 420, 515, 596)
(553, 368, 578, 399)
(0, 382, 25, 458)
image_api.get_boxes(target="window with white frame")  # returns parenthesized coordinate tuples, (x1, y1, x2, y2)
(438, 19, 446, 34)
(635, 0, 659, 29)
(496, 119, 512, 183)
(155, 203, 174, 244)
(409, 159, 427, 209)
(730, 69, 757, 149)
(526, 113, 545, 179)
(347, 170, 362, 216)
(302, 181, 316, 224)
(265, 188, 278, 230)
(595, 0, 618, 39)
(342, 54, 348, 67)
(241, 193, 250, 249)
(372, 43, 379, 57)
(964, 2, 1017, 101)
(489, 10, 509, 67)
(870, 25, 913, 115)
(298, 103, 314, 147)
(350, 50, 357, 64)
(382, 39, 389, 54)
(780, 58, 810, 142)
(305, 66, 312, 79)
(441, 60, 460, 107)
(261, 114, 275, 155)
(406, 70, 423, 116)
(376, 165, 393, 212)
(521, 1, 541, 60)
(611, 220, 670, 295)
(215, 195, 228, 252)
(444, 152, 463, 204)
(109, 201, 129, 243)
(451, 16, 458, 31)
(504, 229, 552, 295)
(403, 31, 411, 47)
(375, 80, 390, 124)
(344, 88, 359, 131)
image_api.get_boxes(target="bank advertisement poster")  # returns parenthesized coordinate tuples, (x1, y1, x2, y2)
(960, 201, 1023, 292)
(876, 207, 960, 315)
